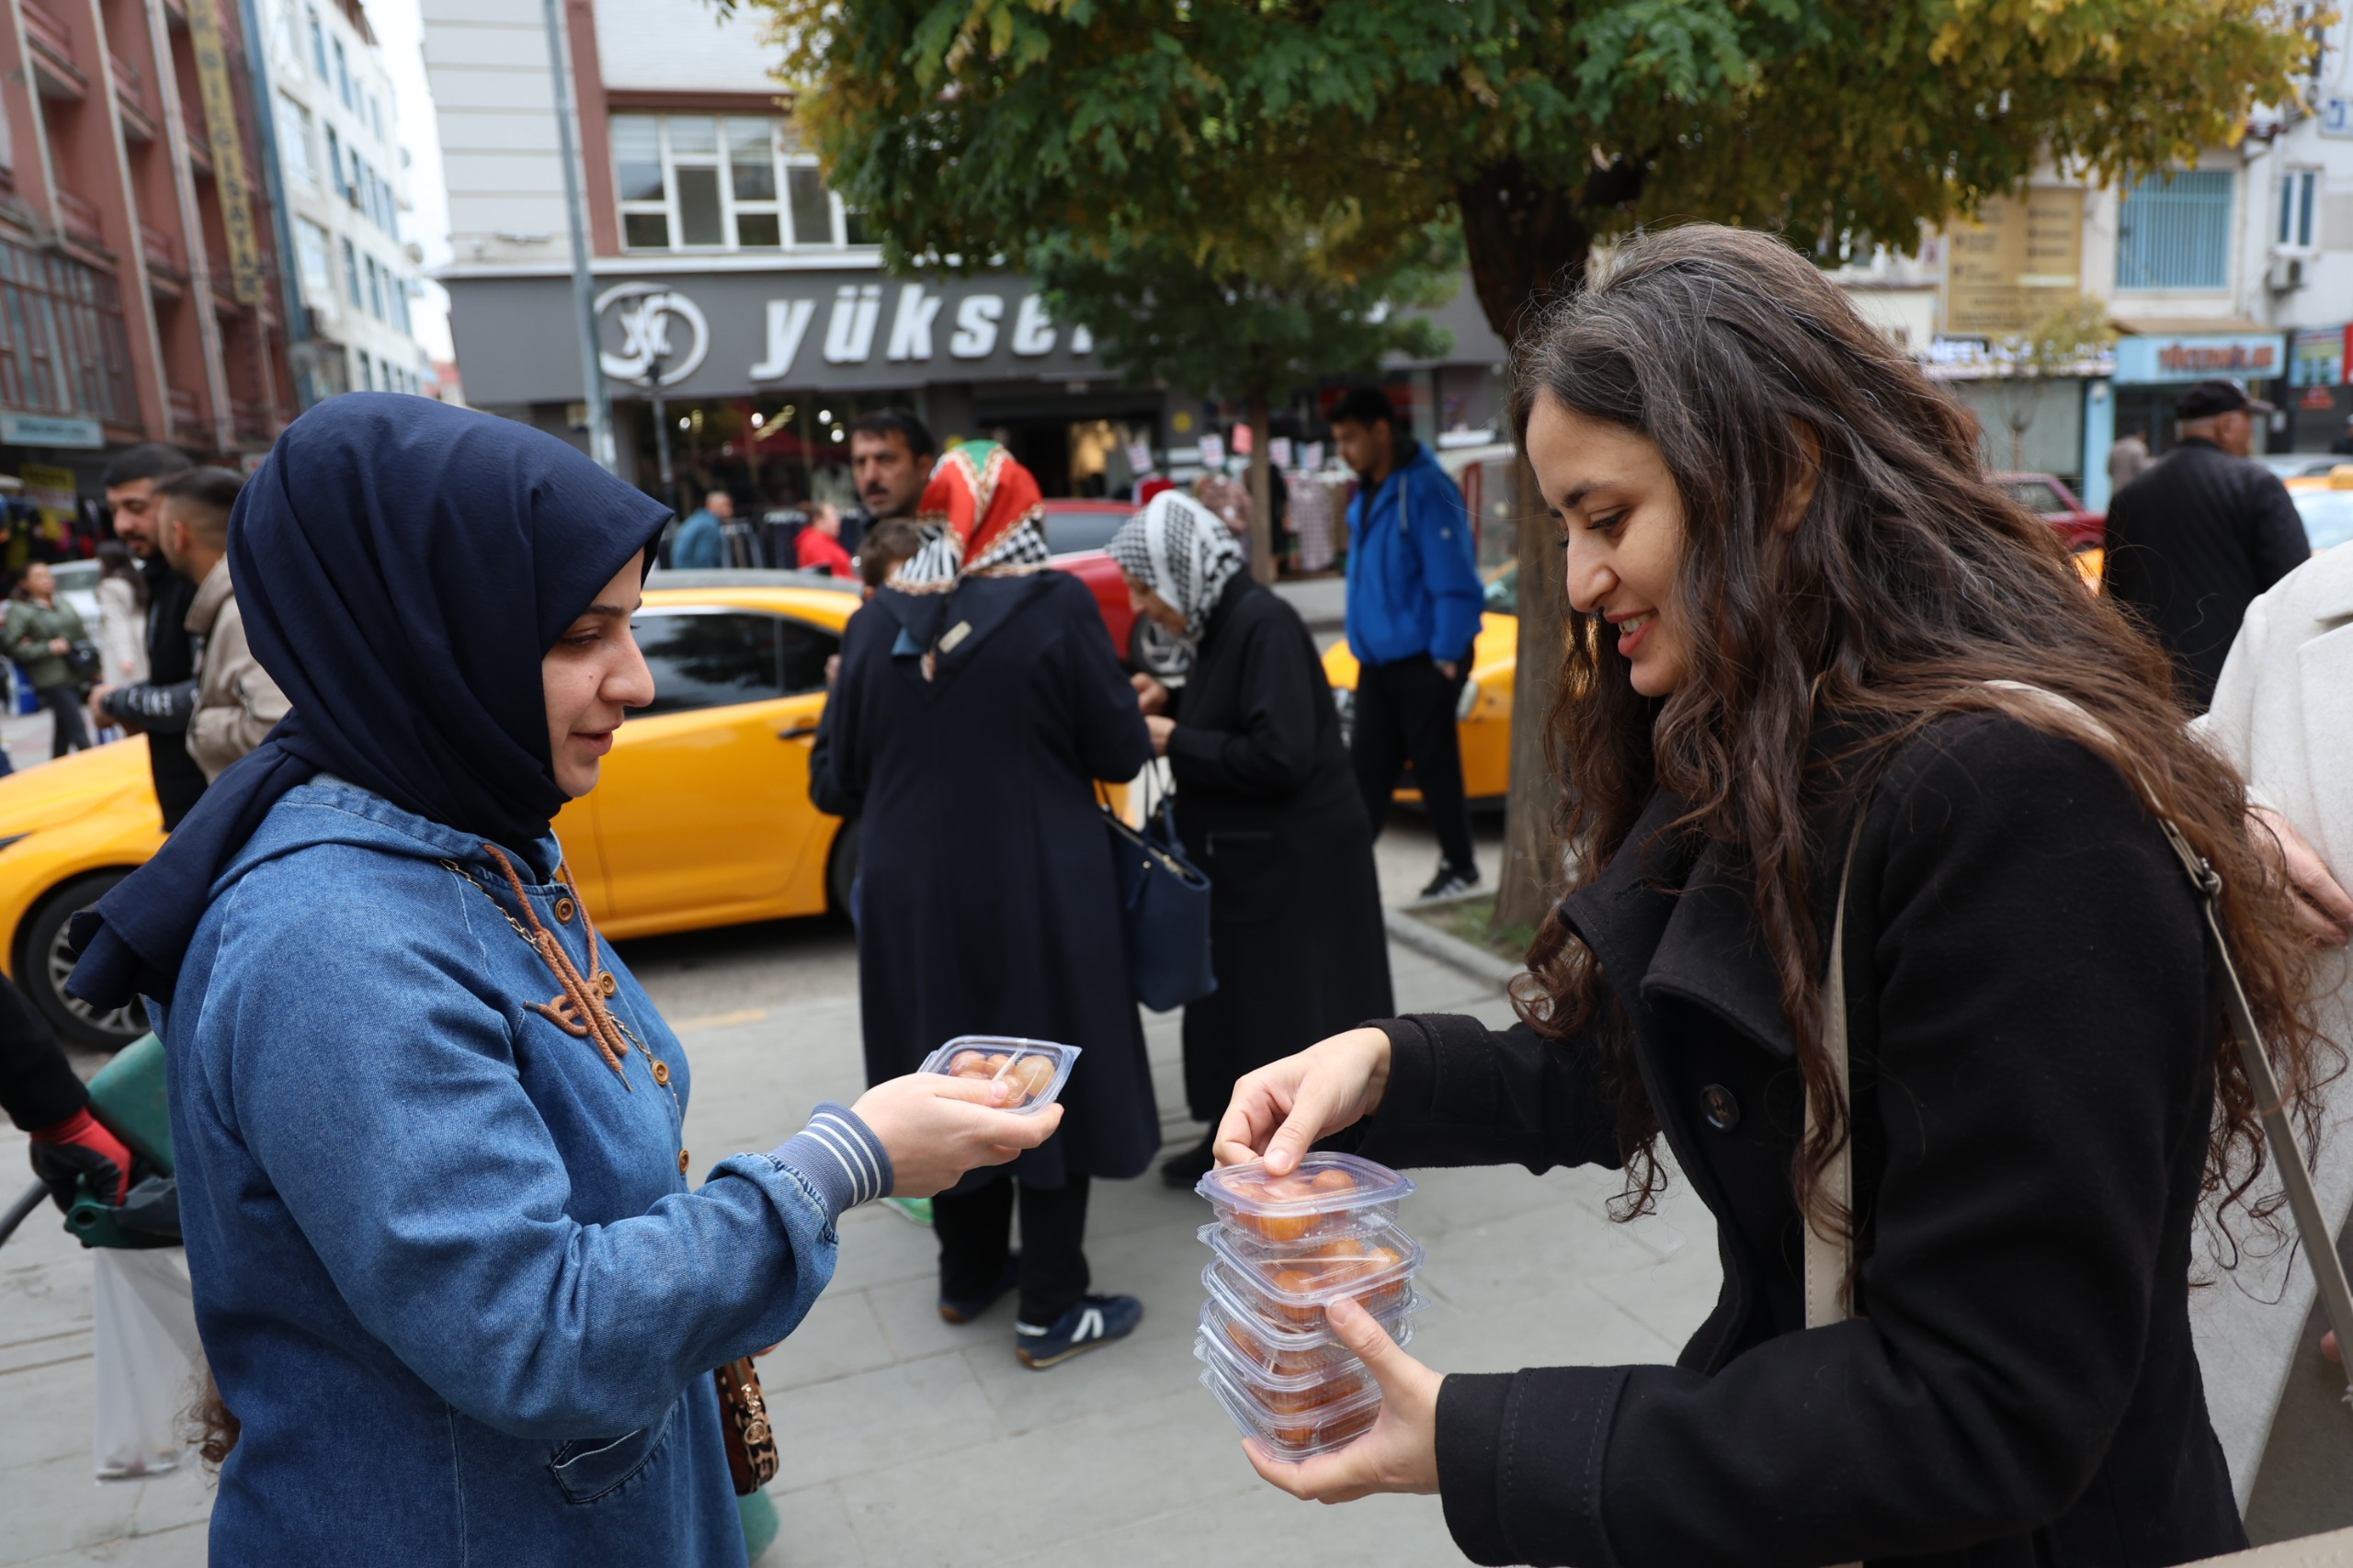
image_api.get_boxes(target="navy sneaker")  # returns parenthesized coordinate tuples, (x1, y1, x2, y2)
(1015, 1293, 1142, 1369)
(938, 1254, 1019, 1324)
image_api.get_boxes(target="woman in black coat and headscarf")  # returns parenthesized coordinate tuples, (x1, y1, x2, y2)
(1116, 492, 1392, 1187)
(827, 441, 1159, 1370)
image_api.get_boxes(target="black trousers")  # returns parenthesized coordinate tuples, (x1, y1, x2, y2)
(38, 686, 88, 758)
(1350, 653, 1475, 871)
(932, 1172, 1091, 1327)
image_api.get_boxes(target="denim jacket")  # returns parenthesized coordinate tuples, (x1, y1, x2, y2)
(162, 778, 884, 1566)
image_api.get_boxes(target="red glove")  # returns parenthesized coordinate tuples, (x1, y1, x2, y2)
(28, 1108, 134, 1210)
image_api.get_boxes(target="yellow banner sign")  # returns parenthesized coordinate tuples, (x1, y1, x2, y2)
(186, 0, 265, 307)
(1947, 188, 2085, 339)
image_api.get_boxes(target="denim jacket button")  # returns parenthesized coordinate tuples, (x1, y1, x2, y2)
(652, 1060, 671, 1086)
(552, 897, 576, 924)
(597, 971, 618, 997)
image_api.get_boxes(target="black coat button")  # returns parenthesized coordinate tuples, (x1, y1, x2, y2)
(1701, 1084, 1740, 1131)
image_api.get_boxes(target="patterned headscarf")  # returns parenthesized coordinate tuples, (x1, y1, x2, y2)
(1107, 490, 1245, 642)
(892, 439, 1054, 590)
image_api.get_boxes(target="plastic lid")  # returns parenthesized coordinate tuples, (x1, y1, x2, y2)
(916, 1035, 1079, 1115)
(1199, 1219, 1423, 1316)
(1198, 1356, 1383, 1460)
(1195, 1301, 1417, 1394)
(1199, 1260, 1423, 1357)
(1194, 1329, 1375, 1411)
(1196, 1153, 1414, 1242)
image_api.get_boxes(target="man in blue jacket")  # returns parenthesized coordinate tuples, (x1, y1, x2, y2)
(1333, 387, 1485, 898)
(668, 489, 731, 570)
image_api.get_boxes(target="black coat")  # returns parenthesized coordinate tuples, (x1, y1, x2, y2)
(1165, 576, 1392, 1120)
(830, 570, 1159, 1185)
(2103, 438, 2310, 710)
(1356, 713, 2243, 1567)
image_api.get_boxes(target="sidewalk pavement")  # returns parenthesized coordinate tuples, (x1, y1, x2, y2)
(0, 830, 1712, 1567)
(1269, 575, 1347, 638)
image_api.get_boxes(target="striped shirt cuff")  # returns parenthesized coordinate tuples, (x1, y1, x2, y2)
(771, 1102, 892, 1221)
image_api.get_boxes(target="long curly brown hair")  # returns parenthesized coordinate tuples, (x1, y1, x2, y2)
(1508, 223, 2329, 1246)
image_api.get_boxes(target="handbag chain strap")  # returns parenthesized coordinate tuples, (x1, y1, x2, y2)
(1805, 685, 2353, 1421)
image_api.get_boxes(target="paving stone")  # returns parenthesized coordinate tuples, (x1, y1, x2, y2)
(0, 1355, 98, 1471)
(757, 1289, 899, 1393)
(988, 1479, 1455, 1568)
(758, 1481, 865, 1568)
(769, 1351, 1006, 1491)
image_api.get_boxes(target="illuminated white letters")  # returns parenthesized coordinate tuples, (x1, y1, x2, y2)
(749, 299, 816, 381)
(1011, 294, 1056, 356)
(824, 284, 883, 363)
(886, 284, 945, 361)
(950, 294, 1003, 358)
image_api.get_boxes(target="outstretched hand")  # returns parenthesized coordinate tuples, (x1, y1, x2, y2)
(1212, 1027, 1391, 1175)
(1243, 1294, 1442, 1503)
(849, 1073, 1063, 1197)
(2251, 804, 2353, 947)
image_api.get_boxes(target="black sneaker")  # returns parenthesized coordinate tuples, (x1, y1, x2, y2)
(1015, 1294, 1142, 1369)
(1160, 1134, 1217, 1189)
(1420, 861, 1481, 900)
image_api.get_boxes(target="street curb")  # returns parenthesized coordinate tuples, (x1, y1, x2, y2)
(1383, 904, 1520, 993)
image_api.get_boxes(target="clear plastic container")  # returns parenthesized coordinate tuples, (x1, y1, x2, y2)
(1199, 1353, 1383, 1460)
(1200, 1262, 1423, 1380)
(1199, 1219, 1424, 1325)
(1196, 1152, 1415, 1244)
(1194, 1328, 1375, 1413)
(915, 1036, 1079, 1114)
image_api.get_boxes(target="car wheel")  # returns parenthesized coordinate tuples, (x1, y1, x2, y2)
(19, 870, 148, 1051)
(824, 816, 860, 922)
(1130, 617, 1190, 682)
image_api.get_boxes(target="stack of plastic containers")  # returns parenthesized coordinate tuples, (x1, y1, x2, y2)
(1192, 1153, 1423, 1460)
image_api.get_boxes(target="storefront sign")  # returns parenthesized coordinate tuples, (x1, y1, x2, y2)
(1946, 188, 2086, 338)
(187, 0, 265, 306)
(2111, 333, 2284, 384)
(0, 413, 103, 449)
(2290, 325, 2352, 388)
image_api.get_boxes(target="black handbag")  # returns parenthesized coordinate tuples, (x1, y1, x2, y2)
(64, 639, 101, 683)
(1103, 777, 1216, 1011)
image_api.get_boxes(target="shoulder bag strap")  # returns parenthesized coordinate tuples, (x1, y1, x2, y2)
(1807, 685, 2353, 1421)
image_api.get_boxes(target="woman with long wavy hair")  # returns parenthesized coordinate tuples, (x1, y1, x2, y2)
(1213, 224, 2331, 1565)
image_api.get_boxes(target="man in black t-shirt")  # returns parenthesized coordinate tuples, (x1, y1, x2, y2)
(2102, 379, 2311, 712)
(89, 444, 206, 829)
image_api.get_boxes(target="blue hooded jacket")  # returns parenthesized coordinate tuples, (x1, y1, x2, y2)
(1343, 440, 1483, 667)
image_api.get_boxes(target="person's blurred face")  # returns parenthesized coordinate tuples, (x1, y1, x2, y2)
(813, 509, 842, 539)
(1123, 571, 1187, 634)
(20, 562, 52, 601)
(106, 479, 163, 557)
(851, 430, 928, 519)
(708, 493, 735, 520)
(1330, 418, 1389, 479)
(2213, 408, 2255, 458)
(1527, 394, 1691, 699)
(543, 551, 654, 798)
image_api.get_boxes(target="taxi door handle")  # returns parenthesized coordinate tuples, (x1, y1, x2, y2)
(778, 723, 820, 742)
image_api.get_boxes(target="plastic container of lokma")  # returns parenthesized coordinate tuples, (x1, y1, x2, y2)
(916, 1035, 1079, 1113)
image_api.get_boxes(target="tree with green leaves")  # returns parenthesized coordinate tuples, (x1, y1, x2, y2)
(760, 0, 2310, 926)
(1033, 221, 1458, 582)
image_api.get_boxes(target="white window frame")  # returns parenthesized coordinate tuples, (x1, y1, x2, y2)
(294, 216, 332, 301)
(277, 94, 315, 189)
(2279, 166, 2321, 254)
(612, 114, 858, 254)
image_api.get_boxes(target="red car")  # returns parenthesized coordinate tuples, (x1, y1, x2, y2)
(1991, 472, 2105, 554)
(1040, 498, 1189, 678)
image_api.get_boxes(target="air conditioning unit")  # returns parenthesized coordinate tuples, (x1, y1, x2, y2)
(2267, 255, 2306, 293)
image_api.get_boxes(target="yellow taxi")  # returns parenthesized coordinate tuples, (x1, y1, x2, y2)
(1322, 567, 1519, 805)
(0, 572, 862, 1049)
(2286, 465, 2353, 553)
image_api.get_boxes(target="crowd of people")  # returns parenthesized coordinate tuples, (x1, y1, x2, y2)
(9, 219, 2353, 1567)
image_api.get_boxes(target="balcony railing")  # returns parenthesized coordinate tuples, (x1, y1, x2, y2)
(0, 237, 141, 427)
(166, 385, 202, 430)
(55, 189, 105, 249)
(20, 0, 79, 77)
(140, 223, 182, 278)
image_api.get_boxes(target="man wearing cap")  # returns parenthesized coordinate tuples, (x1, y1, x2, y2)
(2102, 378, 2311, 711)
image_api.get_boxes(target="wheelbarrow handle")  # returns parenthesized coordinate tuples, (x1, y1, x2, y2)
(0, 1178, 46, 1250)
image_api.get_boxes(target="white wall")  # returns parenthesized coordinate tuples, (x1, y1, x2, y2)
(591, 0, 781, 93)
(421, 0, 582, 269)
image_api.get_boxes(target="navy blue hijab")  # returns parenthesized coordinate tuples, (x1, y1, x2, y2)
(68, 393, 671, 1009)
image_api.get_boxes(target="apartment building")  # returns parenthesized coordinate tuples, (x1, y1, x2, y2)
(0, 0, 296, 495)
(420, 0, 1506, 509)
(253, 0, 428, 404)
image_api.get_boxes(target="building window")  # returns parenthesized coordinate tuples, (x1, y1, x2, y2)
(307, 6, 327, 78)
(326, 126, 347, 200)
(340, 237, 361, 307)
(356, 348, 372, 391)
(369, 95, 386, 144)
(278, 96, 315, 188)
(2115, 170, 2234, 291)
(2279, 167, 2319, 252)
(365, 256, 384, 322)
(0, 238, 138, 426)
(611, 114, 853, 252)
(294, 217, 332, 299)
(333, 38, 352, 109)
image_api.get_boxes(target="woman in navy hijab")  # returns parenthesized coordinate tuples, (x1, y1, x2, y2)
(67, 395, 1055, 1566)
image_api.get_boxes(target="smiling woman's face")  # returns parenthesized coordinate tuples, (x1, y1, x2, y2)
(1525, 395, 1691, 698)
(542, 551, 655, 797)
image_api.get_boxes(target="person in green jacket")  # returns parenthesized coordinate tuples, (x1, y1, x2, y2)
(8, 562, 93, 757)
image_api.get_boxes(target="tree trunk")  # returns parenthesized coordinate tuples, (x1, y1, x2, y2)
(1455, 165, 1597, 934)
(1246, 383, 1277, 585)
